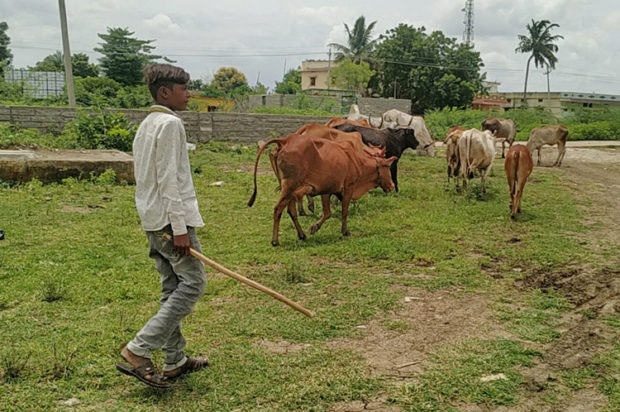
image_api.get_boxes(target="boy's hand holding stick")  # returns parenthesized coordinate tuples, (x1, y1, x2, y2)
(162, 234, 314, 318)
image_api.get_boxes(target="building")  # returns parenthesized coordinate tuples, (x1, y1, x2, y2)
(300, 60, 337, 91)
(495, 91, 620, 116)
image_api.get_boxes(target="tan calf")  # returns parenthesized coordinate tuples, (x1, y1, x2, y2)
(526, 125, 569, 166)
(504, 145, 534, 219)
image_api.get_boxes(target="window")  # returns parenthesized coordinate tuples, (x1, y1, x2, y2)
(310, 76, 316, 86)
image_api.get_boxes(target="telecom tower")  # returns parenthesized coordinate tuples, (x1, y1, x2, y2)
(463, 0, 474, 46)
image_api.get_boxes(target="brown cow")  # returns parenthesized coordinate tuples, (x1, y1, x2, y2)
(481, 117, 516, 158)
(526, 125, 569, 166)
(248, 134, 397, 246)
(269, 124, 384, 215)
(325, 117, 373, 129)
(443, 126, 466, 189)
(504, 145, 534, 219)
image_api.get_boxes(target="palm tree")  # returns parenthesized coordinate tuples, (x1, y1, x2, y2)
(328, 16, 377, 64)
(515, 19, 563, 105)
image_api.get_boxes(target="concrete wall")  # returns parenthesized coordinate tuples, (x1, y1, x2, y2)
(0, 105, 332, 144)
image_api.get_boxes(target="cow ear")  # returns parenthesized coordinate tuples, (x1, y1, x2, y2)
(383, 156, 398, 166)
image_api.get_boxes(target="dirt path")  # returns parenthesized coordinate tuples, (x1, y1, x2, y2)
(324, 145, 620, 412)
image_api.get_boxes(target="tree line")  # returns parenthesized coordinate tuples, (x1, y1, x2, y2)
(0, 16, 562, 114)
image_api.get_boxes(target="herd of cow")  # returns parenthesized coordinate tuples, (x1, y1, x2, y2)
(247, 107, 569, 246)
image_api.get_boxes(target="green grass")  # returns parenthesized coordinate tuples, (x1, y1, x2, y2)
(0, 141, 615, 410)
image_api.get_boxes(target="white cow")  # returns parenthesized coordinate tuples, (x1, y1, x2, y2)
(526, 125, 569, 166)
(457, 128, 496, 192)
(381, 109, 436, 157)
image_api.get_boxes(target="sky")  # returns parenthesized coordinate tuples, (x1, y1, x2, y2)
(2, 0, 620, 95)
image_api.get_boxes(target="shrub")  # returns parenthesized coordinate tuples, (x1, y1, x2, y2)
(62, 109, 137, 151)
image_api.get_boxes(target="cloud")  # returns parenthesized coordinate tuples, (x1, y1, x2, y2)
(143, 14, 180, 34)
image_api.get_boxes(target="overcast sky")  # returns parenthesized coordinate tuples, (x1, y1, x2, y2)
(3, 0, 619, 95)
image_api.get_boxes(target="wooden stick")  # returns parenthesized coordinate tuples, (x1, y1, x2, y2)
(162, 234, 314, 318)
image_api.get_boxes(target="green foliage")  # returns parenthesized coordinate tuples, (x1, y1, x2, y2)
(210, 66, 251, 98)
(425, 107, 560, 141)
(274, 68, 301, 94)
(375, 24, 485, 113)
(74, 76, 152, 108)
(329, 59, 375, 94)
(62, 109, 137, 151)
(94, 27, 168, 86)
(328, 15, 377, 63)
(0, 21, 12, 72)
(248, 94, 341, 116)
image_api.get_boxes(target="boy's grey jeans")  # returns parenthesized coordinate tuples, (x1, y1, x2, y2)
(127, 225, 206, 365)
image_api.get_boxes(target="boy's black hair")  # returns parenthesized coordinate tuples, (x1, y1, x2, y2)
(143, 63, 190, 99)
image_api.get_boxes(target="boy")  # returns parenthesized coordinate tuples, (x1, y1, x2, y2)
(115, 63, 209, 389)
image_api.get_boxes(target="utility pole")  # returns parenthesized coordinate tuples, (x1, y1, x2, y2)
(327, 46, 332, 91)
(544, 66, 551, 102)
(462, 0, 474, 46)
(58, 0, 76, 107)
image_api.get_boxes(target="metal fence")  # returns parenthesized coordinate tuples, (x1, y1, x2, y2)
(4, 68, 65, 98)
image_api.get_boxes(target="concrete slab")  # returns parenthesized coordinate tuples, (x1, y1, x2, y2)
(0, 149, 134, 183)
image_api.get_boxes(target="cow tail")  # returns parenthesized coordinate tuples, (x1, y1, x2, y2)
(248, 139, 283, 207)
(510, 150, 519, 194)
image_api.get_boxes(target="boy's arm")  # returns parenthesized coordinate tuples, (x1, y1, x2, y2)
(155, 119, 191, 254)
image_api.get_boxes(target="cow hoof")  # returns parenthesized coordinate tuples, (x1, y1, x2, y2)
(510, 215, 516, 220)
(342, 230, 351, 237)
(309, 225, 319, 235)
(299, 233, 307, 241)
(271, 240, 279, 247)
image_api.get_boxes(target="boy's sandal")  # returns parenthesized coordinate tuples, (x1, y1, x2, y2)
(115, 361, 170, 389)
(163, 356, 209, 380)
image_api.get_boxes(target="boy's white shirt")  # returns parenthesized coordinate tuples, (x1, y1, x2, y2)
(133, 105, 204, 235)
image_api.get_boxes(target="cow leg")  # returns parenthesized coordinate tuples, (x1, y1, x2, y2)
(390, 160, 399, 192)
(537, 147, 542, 166)
(481, 166, 491, 193)
(287, 200, 307, 241)
(554, 141, 566, 166)
(271, 198, 290, 247)
(309, 195, 332, 235)
(340, 194, 353, 236)
(501, 141, 506, 158)
(306, 195, 315, 213)
(296, 198, 307, 216)
(516, 176, 527, 215)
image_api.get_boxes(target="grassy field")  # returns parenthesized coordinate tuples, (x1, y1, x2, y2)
(0, 142, 617, 411)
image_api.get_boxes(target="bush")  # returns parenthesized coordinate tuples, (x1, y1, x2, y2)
(62, 109, 137, 151)
(566, 121, 620, 141)
(425, 107, 559, 141)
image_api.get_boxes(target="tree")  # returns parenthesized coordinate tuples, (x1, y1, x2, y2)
(94, 27, 167, 86)
(375, 24, 485, 113)
(71, 53, 99, 77)
(328, 16, 377, 63)
(0, 21, 13, 75)
(329, 59, 375, 94)
(31, 51, 99, 77)
(210, 67, 250, 97)
(515, 19, 563, 105)
(32, 51, 64, 71)
(274, 68, 301, 94)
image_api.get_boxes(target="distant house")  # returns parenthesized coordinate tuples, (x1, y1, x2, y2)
(300, 60, 340, 91)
